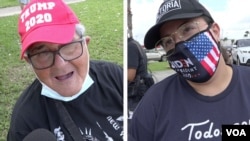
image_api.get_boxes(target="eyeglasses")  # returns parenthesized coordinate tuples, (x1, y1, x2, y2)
(28, 38, 85, 70)
(155, 21, 208, 57)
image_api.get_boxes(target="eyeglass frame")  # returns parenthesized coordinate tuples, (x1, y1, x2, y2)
(27, 38, 85, 70)
(155, 20, 211, 57)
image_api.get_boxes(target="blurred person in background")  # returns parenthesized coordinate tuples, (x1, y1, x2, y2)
(127, 36, 153, 113)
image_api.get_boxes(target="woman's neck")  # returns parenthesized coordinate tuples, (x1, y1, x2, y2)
(187, 60, 233, 97)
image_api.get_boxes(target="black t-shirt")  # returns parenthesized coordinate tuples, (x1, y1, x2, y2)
(7, 60, 123, 141)
(130, 65, 250, 141)
(127, 38, 148, 78)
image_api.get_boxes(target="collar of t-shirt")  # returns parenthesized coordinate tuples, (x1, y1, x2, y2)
(40, 74, 94, 102)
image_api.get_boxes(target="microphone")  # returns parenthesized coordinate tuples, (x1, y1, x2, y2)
(23, 128, 56, 141)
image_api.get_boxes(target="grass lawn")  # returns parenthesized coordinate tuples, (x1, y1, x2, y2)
(148, 61, 170, 72)
(0, 0, 19, 8)
(0, 0, 123, 140)
(0, 0, 85, 8)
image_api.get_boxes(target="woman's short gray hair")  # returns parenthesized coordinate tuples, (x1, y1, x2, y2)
(75, 23, 86, 38)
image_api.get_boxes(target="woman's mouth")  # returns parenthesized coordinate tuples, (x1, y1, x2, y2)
(55, 71, 74, 81)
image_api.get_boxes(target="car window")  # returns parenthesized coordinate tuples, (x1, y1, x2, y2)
(237, 39, 250, 47)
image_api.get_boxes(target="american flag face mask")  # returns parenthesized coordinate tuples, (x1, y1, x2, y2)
(167, 29, 221, 82)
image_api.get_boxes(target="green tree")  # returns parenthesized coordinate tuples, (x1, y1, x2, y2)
(244, 31, 249, 37)
(231, 39, 235, 45)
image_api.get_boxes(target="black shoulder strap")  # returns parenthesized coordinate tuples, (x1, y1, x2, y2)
(54, 101, 84, 141)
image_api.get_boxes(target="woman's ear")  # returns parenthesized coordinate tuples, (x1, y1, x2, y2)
(23, 53, 31, 64)
(85, 36, 91, 45)
(210, 22, 221, 42)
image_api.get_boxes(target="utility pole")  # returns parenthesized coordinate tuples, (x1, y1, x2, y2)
(127, 0, 133, 38)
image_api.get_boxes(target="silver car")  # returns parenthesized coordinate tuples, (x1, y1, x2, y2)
(232, 39, 250, 65)
(144, 47, 167, 62)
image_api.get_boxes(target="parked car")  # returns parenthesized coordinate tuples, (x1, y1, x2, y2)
(144, 46, 167, 62)
(221, 45, 233, 64)
(232, 39, 250, 65)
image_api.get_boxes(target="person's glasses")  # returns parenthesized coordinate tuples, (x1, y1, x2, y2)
(28, 38, 85, 70)
(155, 21, 207, 57)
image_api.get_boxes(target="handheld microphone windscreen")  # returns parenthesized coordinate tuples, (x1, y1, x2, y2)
(23, 128, 56, 141)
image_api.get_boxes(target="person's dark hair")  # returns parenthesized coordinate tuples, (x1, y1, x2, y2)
(202, 16, 214, 25)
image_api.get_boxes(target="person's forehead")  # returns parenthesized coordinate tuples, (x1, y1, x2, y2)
(28, 33, 80, 51)
(29, 42, 58, 51)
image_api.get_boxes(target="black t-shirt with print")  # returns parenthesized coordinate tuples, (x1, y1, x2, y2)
(130, 65, 250, 141)
(7, 60, 123, 141)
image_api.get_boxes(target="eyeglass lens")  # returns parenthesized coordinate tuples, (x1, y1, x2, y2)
(155, 22, 201, 57)
(29, 39, 84, 69)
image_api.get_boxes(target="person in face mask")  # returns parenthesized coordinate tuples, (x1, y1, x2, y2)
(129, 0, 250, 141)
(7, 0, 123, 140)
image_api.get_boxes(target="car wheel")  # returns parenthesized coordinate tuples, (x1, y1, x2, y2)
(161, 55, 167, 62)
(236, 57, 241, 66)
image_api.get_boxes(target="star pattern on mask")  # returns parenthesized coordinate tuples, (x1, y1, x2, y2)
(184, 32, 213, 61)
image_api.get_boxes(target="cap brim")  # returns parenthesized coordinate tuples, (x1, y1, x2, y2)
(144, 13, 203, 49)
(21, 24, 76, 58)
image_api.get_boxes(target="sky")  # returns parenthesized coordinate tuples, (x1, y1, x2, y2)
(131, 0, 250, 45)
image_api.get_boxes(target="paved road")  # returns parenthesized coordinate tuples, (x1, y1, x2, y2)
(0, 0, 85, 17)
(152, 69, 176, 83)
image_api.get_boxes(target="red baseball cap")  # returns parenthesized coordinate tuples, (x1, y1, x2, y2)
(18, 0, 79, 58)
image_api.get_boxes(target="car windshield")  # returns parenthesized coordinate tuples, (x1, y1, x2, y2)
(237, 39, 250, 47)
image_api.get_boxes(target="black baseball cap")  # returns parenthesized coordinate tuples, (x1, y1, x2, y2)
(144, 0, 214, 49)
